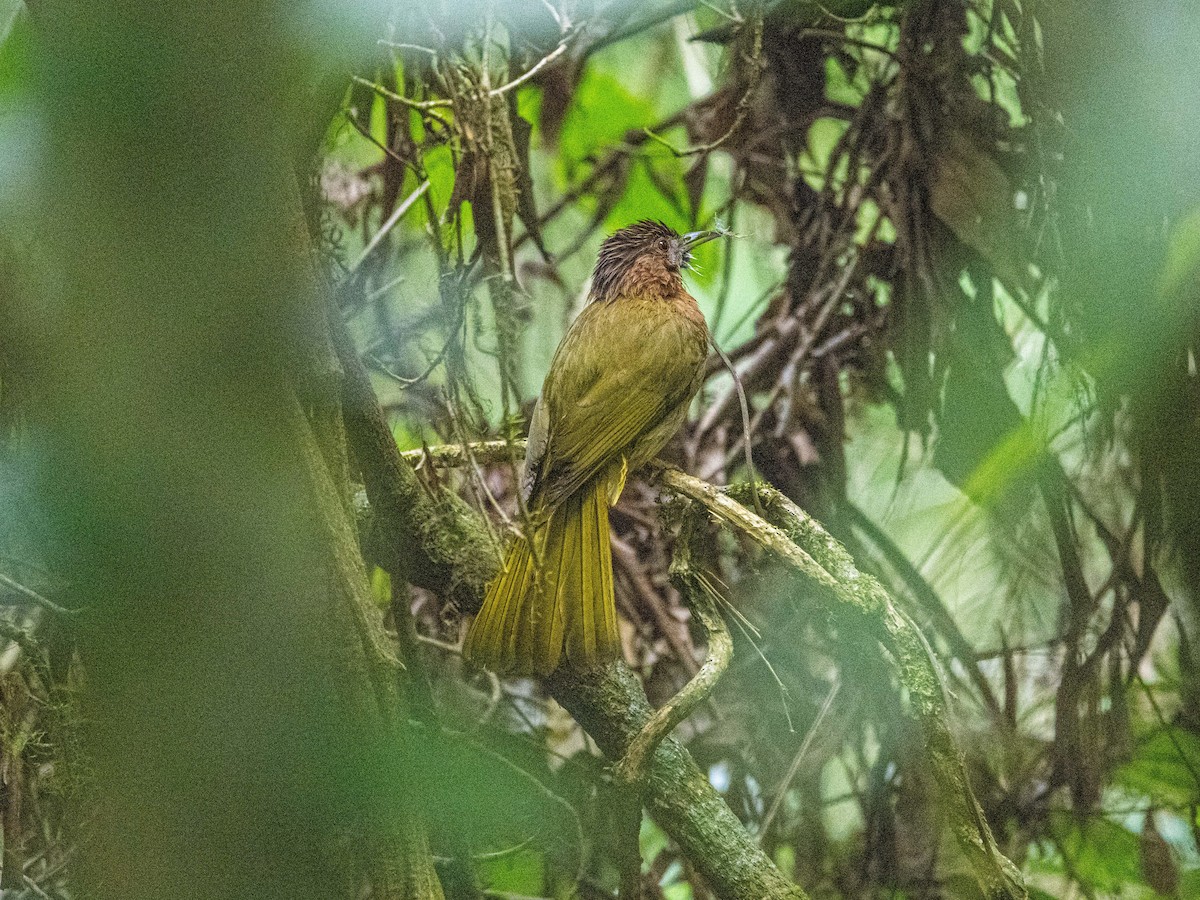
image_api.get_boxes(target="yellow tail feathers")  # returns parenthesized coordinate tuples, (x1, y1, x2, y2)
(465, 481, 618, 675)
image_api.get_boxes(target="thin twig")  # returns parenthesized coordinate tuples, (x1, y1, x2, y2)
(710, 333, 765, 516)
(538, 0, 567, 32)
(351, 74, 454, 111)
(642, 5, 764, 158)
(0, 572, 78, 617)
(377, 40, 438, 55)
(758, 678, 840, 844)
(487, 39, 570, 98)
(350, 179, 431, 272)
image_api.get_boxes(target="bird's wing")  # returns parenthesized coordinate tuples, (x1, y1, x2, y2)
(520, 394, 550, 502)
(524, 299, 704, 509)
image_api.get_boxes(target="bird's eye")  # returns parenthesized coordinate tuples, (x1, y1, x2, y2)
(658, 239, 668, 251)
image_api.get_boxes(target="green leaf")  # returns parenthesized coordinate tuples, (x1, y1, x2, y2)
(604, 157, 688, 232)
(478, 849, 546, 895)
(1158, 205, 1200, 299)
(1046, 812, 1143, 893)
(639, 815, 669, 871)
(800, 117, 849, 190)
(772, 844, 795, 877)
(414, 142, 457, 232)
(825, 56, 868, 107)
(516, 83, 542, 131)
(1115, 727, 1200, 808)
(558, 68, 655, 177)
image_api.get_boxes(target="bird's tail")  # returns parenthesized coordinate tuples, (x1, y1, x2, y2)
(465, 481, 618, 675)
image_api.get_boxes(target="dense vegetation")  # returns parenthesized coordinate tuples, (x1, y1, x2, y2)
(0, 1, 1198, 898)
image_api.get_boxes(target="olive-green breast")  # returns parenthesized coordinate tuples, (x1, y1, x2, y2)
(523, 294, 708, 509)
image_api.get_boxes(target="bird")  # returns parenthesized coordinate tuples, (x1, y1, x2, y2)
(465, 220, 724, 676)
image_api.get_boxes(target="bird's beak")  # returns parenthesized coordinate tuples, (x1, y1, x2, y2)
(682, 229, 724, 248)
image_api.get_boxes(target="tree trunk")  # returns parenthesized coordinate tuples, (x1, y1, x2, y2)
(13, 3, 443, 897)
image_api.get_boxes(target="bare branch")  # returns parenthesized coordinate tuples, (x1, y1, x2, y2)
(487, 39, 570, 98)
(0, 571, 78, 617)
(351, 75, 454, 111)
(350, 180, 431, 273)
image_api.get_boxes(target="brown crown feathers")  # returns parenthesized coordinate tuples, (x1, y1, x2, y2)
(589, 220, 703, 303)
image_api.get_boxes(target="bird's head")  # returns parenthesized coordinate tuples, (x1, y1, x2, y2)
(590, 220, 724, 303)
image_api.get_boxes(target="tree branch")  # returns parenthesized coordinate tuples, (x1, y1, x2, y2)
(330, 314, 498, 611)
(545, 662, 806, 900)
(395, 440, 1028, 899)
(715, 481, 1027, 900)
(353, 443, 804, 898)
(610, 515, 734, 899)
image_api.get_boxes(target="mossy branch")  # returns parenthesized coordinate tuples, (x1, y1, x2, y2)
(610, 514, 734, 900)
(367, 448, 804, 897)
(718, 482, 1027, 900)
(396, 440, 1027, 900)
(330, 316, 498, 610)
(613, 526, 732, 788)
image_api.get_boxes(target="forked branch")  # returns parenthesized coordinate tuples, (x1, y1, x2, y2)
(398, 440, 1027, 899)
